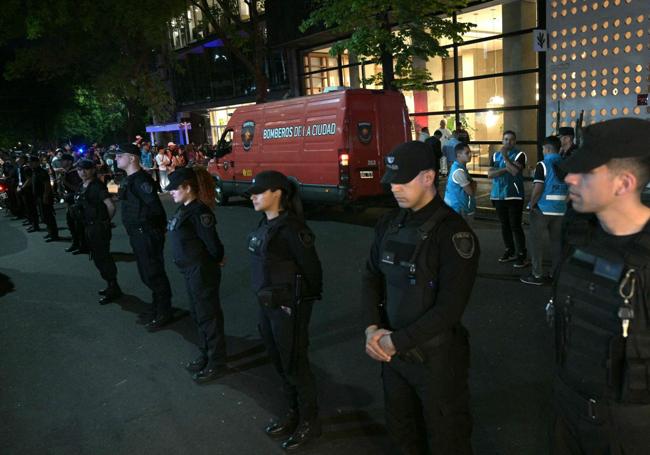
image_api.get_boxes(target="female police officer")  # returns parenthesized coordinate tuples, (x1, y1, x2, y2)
(247, 171, 323, 451)
(165, 166, 227, 384)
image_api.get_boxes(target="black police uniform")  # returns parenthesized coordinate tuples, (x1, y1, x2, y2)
(362, 195, 479, 455)
(168, 200, 227, 378)
(31, 164, 58, 239)
(20, 164, 39, 230)
(248, 210, 323, 442)
(119, 169, 172, 324)
(63, 167, 86, 252)
(552, 214, 650, 454)
(77, 177, 120, 299)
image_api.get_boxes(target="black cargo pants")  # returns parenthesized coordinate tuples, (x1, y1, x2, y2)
(182, 262, 227, 368)
(128, 227, 172, 316)
(258, 300, 318, 422)
(381, 330, 473, 455)
(86, 222, 117, 282)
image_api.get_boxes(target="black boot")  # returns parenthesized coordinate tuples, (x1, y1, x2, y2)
(144, 311, 174, 332)
(185, 355, 208, 373)
(265, 409, 298, 439)
(99, 281, 122, 305)
(281, 419, 322, 451)
(192, 363, 228, 384)
(65, 245, 79, 253)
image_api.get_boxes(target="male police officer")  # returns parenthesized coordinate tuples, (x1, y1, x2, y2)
(551, 118, 650, 454)
(558, 126, 577, 159)
(76, 159, 122, 304)
(116, 144, 173, 330)
(60, 154, 86, 253)
(362, 141, 479, 455)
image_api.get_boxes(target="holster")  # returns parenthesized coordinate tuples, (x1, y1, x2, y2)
(256, 286, 292, 309)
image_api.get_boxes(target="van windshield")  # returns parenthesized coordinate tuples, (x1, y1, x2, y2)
(216, 129, 233, 158)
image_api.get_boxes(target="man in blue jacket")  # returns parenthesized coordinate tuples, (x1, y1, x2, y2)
(520, 136, 567, 285)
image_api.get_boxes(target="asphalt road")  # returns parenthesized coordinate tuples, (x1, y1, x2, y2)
(0, 197, 555, 455)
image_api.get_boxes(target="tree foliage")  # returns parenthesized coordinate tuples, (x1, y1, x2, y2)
(0, 0, 187, 141)
(301, 0, 472, 90)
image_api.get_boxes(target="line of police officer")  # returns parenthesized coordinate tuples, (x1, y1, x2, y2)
(18, 117, 650, 454)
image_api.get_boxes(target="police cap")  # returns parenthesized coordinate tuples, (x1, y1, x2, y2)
(248, 170, 290, 194)
(558, 126, 575, 136)
(76, 159, 96, 170)
(165, 166, 195, 191)
(559, 118, 650, 174)
(381, 141, 437, 185)
(116, 143, 141, 157)
(60, 153, 74, 162)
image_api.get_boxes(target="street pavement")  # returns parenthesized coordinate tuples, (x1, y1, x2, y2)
(0, 196, 555, 455)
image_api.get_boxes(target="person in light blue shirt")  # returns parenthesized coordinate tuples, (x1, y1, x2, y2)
(444, 142, 476, 221)
(140, 142, 154, 170)
(441, 131, 461, 174)
(488, 130, 528, 267)
(520, 136, 568, 285)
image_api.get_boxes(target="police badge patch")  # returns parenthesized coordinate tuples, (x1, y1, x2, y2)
(452, 232, 475, 259)
(298, 230, 315, 248)
(200, 213, 214, 227)
(241, 120, 255, 151)
(140, 182, 153, 194)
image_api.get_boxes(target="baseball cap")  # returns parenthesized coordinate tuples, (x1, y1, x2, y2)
(559, 118, 650, 174)
(247, 170, 291, 195)
(75, 159, 96, 170)
(381, 141, 437, 184)
(165, 167, 195, 191)
(116, 143, 141, 157)
(558, 127, 575, 136)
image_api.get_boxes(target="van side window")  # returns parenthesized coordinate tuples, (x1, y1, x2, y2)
(216, 129, 233, 158)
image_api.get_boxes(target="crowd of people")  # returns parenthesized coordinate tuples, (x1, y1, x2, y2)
(1, 117, 649, 454)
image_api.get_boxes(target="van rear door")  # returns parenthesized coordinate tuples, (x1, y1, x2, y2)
(346, 93, 382, 199)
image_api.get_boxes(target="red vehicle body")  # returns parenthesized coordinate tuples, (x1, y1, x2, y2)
(208, 89, 411, 205)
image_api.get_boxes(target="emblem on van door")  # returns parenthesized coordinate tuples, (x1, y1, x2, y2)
(241, 120, 255, 151)
(358, 122, 372, 144)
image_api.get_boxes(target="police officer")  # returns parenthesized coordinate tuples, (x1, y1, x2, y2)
(558, 126, 577, 159)
(362, 141, 479, 455)
(28, 155, 59, 241)
(550, 118, 650, 453)
(165, 167, 228, 384)
(116, 144, 173, 331)
(75, 159, 122, 304)
(21, 156, 40, 232)
(60, 154, 86, 253)
(247, 171, 323, 451)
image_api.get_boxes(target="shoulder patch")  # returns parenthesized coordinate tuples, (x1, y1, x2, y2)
(140, 181, 153, 194)
(200, 213, 215, 228)
(298, 230, 315, 248)
(452, 232, 475, 259)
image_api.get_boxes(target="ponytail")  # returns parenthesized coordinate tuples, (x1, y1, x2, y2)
(193, 166, 215, 209)
(179, 166, 215, 209)
(280, 180, 304, 220)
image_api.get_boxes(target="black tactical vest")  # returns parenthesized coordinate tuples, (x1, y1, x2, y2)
(248, 214, 299, 302)
(78, 180, 109, 224)
(555, 218, 650, 403)
(378, 206, 451, 330)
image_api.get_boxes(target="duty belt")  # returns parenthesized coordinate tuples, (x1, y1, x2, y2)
(397, 329, 455, 364)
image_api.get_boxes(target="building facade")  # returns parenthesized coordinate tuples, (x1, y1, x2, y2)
(164, 0, 648, 174)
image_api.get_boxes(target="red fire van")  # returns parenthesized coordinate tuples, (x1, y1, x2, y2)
(208, 88, 411, 205)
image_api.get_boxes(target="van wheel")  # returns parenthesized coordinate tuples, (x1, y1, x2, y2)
(215, 187, 229, 206)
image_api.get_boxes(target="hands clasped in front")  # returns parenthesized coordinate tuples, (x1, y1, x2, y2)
(365, 325, 396, 362)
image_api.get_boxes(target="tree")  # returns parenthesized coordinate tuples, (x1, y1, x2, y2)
(188, 0, 269, 103)
(0, 0, 187, 141)
(301, 0, 472, 91)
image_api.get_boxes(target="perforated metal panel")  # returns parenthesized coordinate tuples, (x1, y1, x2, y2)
(546, 0, 649, 133)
